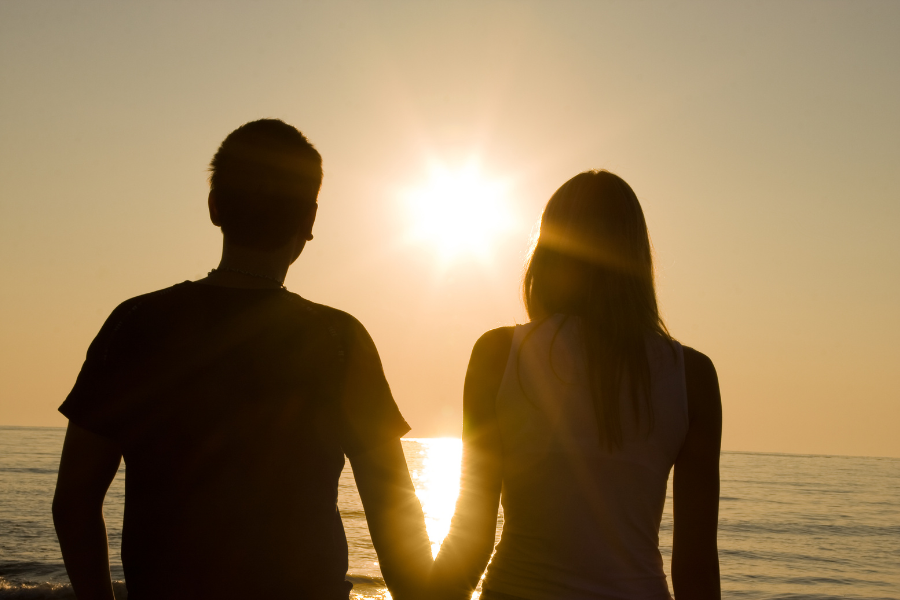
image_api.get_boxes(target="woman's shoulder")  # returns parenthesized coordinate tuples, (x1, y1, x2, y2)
(464, 327, 516, 422)
(681, 346, 721, 424)
(475, 325, 516, 345)
(682, 346, 718, 382)
(474, 315, 563, 350)
(471, 326, 516, 363)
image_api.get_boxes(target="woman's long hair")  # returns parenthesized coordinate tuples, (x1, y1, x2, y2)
(523, 170, 671, 450)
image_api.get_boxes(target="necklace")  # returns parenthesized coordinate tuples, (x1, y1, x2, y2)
(208, 267, 286, 289)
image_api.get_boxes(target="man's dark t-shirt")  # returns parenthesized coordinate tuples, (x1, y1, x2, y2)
(59, 282, 410, 600)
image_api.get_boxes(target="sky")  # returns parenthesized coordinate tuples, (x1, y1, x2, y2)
(1, 1, 898, 458)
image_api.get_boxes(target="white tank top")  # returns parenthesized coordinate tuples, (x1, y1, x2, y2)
(483, 315, 688, 600)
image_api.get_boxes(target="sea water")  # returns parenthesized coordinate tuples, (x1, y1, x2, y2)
(1, 427, 897, 599)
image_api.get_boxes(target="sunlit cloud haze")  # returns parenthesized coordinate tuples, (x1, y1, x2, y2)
(1, 1, 898, 457)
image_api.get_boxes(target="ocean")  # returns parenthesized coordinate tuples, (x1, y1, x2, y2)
(1, 427, 897, 599)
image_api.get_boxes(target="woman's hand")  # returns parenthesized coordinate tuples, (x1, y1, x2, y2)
(429, 327, 513, 600)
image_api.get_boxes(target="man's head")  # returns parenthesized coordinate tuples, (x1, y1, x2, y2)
(209, 119, 322, 250)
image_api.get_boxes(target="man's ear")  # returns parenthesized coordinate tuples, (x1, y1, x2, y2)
(302, 203, 318, 241)
(208, 191, 222, 227)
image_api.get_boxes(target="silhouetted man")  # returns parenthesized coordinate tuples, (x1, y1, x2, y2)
(53, 119, 432, 600)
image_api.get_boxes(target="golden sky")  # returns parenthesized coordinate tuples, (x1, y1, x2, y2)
(1, 1, 898, 457)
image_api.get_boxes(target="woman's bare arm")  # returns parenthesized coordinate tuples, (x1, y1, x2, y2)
(430, 327, 513, 600)
(672, 347, 722, 600)
(53, 422, 122, 600)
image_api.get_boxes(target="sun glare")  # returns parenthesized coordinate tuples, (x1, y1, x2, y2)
(408, 438, 463, 558)
(403, 162, 512, 262)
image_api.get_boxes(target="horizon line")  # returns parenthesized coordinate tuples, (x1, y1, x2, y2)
(2, 426, 895, 461)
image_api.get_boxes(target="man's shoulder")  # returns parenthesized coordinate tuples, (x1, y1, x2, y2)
(114, 281, 192, 307)
(103, 281, 193, 324)
(282, 294, 365, 330)
(81, 282, 195, 363)
(282, 295, 379, 352)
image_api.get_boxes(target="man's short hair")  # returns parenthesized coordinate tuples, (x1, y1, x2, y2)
(209, 119, 323, 250)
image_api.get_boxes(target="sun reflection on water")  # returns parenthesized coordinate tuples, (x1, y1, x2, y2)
(406, 437, 463, 558)
(345, 438, 469, 600)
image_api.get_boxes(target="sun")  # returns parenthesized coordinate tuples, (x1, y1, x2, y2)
(403, 162, 513, 262)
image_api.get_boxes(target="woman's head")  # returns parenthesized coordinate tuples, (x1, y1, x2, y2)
(524, 170, 660, 334)
(523, 170, 670, 448)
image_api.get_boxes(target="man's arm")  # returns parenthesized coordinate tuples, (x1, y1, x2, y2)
(430, 327, 512, 600)
(672, 347, 722, 600)
(349, 437, 432, 600)
(53, 422, 122, 600)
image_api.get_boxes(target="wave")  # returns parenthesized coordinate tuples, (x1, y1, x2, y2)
(4, 578, 896, 600)
(0, 468, 58, 475)
(718, 521, 900, 537)
(0, 575, 386, 599)
(345, 575, 385, 586)
(0, 564, 69, 583)
(0, 579, 128, 599)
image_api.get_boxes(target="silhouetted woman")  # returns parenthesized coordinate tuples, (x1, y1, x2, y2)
(431, 171, 721, 600)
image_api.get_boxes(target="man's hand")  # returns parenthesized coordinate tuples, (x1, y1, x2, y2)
(53, 422, 122, 600)
(349, 437, 432, 600)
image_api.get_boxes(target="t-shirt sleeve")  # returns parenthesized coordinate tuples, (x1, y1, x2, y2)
(58, 300, 139, 441)
(333, 315, 410, 457)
